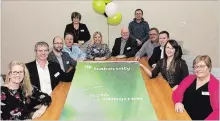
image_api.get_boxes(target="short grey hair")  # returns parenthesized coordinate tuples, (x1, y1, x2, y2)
(34, 41, 49, 52)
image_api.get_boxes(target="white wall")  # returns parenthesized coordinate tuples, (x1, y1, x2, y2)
(219, 0, 220, 66)
(1, 0, 220, 74)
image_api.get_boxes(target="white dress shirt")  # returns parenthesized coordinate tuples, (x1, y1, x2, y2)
(36, 61, 52, 95)
(160, 46, 164, 59)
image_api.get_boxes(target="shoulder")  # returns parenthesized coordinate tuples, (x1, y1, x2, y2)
(66, 23, 72, 27)
(48, 51, 54, 57)
(210, 74, 219, 87)
(129, 21, 135, 25)
(143, 20, 149, 24)
(80, 23, 87, 27)
(62, 51, 70, 56)
(26, 61, 36, 67)
(155, 46, 161, 50)
(1, 86, 8, 93)
(115, 37, 121, 41)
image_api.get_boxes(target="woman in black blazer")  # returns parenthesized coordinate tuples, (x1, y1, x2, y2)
(140, 40, 189, 90)
(64, 12, 91, 45)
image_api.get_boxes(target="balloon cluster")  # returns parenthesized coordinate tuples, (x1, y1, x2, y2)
(92, 0, 122, 25)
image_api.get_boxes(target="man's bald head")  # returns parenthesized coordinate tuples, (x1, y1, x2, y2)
(53, 36, 63, 43)
(121, 27, 129, 40)
(53, 36, 64, 52)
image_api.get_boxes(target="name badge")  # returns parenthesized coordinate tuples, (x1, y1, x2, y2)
(66, 61, 69, 64)
(127, 47, 131, 50)
(80, 29, 84, 32)
(54, 72, 60, 77)
(202, 91, 210, 96)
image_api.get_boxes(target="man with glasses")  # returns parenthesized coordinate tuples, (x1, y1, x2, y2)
(26, 41, 75, 95)
(48, 36, 76, 72)
(134, 28, 160, 61)
(128, 9, 150, 50)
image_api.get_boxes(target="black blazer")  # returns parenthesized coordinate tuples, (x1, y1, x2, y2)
(111, 37, 137, 57)
(148, 46, 162, 67)
(26, 61, 75, 90)
(64, 23, 91, 43)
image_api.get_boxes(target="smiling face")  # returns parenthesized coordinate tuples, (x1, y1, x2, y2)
(94, 33, 102, 44)
(9, 65, 24, 85)
(194, 61, 210, 78)
(149, 30, 159, 42)
(159, 33, 169, 47)
(165, 42, 176, 58)
(36, 45, 49, 61)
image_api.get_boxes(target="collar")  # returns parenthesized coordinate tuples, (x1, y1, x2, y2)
(36, 60, 49, 68)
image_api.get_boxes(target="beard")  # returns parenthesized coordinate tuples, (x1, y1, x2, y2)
(54, 47, 62, 52)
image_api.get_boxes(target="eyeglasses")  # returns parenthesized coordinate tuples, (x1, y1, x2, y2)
(53, 43, 63, 45)
(193, 65, 207, 69)
(11, 71, 24, 75)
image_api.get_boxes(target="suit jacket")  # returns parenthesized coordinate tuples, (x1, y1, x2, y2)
(148, 46, 162, 67)
(148, 46, 183, 67)
(64, 23, 91, 43)
(26, 61, 75, 90)
(173, 74, 219, 120)
(48, 51, 77, 72)
(111, 37, 137, 57)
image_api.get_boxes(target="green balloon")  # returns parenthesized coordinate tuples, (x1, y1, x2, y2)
(107, 12, 122, 25)
(92, 0, 106, 14)
(104, 0, 112, 3)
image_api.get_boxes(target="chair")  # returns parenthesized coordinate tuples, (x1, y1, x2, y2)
(182, 55, 195, 74)
(211, 68, 220, 80)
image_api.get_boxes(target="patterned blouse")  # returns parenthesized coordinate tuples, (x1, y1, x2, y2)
(1, 86, 51, 120)
(86, 43, 111, 59)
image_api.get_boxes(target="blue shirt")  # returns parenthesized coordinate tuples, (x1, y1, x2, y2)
(62, 45, 86, 60)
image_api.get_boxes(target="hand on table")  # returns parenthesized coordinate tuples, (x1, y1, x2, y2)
(32, 105, 47, 119)
(136, 39, 142, 46)
(134, 56, 140, 61)
(175, 102, 185, 113)
(152, 64, 156, 69)
(116, 55, 126, 59)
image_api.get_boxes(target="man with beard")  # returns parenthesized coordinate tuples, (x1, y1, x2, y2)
(48, 36, 77, 72)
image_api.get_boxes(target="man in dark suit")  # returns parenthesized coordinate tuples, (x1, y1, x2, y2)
(148, 31, 169, 68)
(48, 36, 76, 72)
(26, 41, 75, 95)
(111, 27, 137, 58)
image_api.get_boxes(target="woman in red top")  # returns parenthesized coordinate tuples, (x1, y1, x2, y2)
(172, 55, 219, 120)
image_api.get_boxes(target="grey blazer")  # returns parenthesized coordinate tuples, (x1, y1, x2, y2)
(48, 51, 77, 72)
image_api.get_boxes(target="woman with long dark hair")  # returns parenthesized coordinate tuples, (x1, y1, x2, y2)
(140, 39, 189, 90)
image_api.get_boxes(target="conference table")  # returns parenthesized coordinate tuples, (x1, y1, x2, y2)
(36, 57, 191, 120)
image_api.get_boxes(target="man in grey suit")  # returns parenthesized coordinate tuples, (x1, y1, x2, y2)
(48, 36, 77, 72)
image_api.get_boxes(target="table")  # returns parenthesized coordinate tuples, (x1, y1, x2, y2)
(36, 57, 191, 120)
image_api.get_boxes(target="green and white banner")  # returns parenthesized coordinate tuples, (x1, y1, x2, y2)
(60, 61, 157, 121)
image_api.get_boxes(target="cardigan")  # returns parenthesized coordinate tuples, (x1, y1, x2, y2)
(151, 58, 189, 87)
(64, 23, 91, 43)
(172, 74, 219, 120)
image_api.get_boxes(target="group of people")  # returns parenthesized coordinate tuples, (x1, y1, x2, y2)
(1, 9, 219, 120)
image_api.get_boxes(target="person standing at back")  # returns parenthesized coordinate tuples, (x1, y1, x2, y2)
(128, 9, 150, 51)
(64, 12, 91, 52)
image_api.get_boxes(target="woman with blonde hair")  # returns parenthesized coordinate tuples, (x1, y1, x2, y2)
(1, 61, 51, 120)
(86, 31, 111, 60)
(173, 55, 219, 120)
